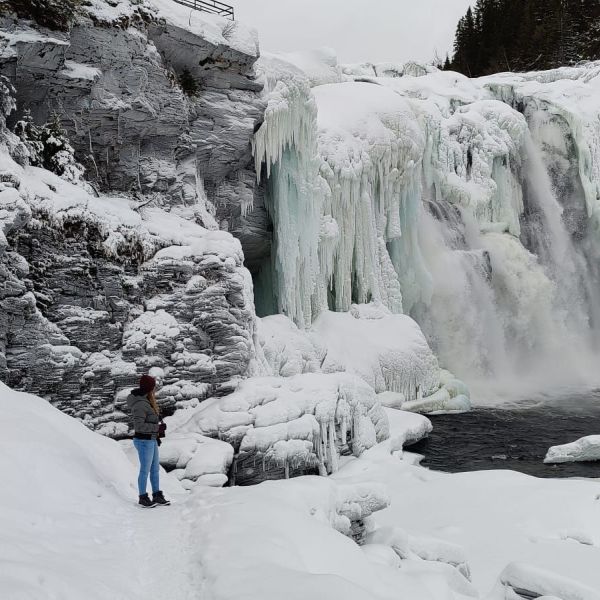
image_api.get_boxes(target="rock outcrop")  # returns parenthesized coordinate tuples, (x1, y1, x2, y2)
(0, 88, 255, 434)
(0, 0, 272, 268)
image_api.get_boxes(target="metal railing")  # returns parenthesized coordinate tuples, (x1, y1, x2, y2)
(171, 0, 234, 20)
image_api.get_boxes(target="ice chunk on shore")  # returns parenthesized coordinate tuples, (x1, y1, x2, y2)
(159, 432, 234, 485)
(544, 435, 600, 464)
(403, 389, 472, 415)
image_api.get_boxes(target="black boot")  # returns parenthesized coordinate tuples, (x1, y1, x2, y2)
(152, 491, 171, 506)
(138, 494, 157, 508)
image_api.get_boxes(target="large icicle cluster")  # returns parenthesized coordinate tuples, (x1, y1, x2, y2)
(252, 56, 326, 327)
(253, 57, 529, 327)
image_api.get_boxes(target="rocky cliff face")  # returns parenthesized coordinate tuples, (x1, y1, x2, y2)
(0, 0, 271, 265)
(0, 133, 257, 434)
(0, 0, 270, 434)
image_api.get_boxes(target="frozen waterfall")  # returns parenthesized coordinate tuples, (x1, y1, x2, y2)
(252, 56, 600, 400)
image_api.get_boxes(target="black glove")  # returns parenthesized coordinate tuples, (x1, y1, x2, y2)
(158, 422, 167, 438)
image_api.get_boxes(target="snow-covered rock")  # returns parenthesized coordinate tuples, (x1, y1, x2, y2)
(0, 115, 255, 432)
(176, 372, 389, 482)
(494, 562, 600, 600)
(159, 432, 234, 486)
(0, 0, 269, 272)
(257, 314, 324, 377)
(544, 435, 600, 464)
(257, 304, 442, 402)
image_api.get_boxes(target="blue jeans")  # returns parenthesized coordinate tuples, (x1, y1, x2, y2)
(133, 438, 160, 496)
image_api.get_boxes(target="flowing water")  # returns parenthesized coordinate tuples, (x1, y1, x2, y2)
(411, 389, 600, 478)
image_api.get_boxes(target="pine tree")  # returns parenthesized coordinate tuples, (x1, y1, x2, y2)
(15, 112, 84, 182)
(14, 110, 43, 166)
(38, 114, 84, 182)
(447, 0, 599, 76)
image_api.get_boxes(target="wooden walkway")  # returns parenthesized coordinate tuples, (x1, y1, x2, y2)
(171, 0, 234, 20)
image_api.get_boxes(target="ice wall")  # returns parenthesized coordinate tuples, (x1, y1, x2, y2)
(254, 55, 600, 397)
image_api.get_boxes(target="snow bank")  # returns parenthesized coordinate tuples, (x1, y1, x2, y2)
(187, 476, 477, 600)
(383, 407, 432, 452)
(338, 452, 600, 596)
(3, 380, 600, 599)
(0, 382, 142, 598)
(544, 435, 600, 464)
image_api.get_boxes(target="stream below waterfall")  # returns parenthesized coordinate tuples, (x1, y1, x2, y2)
(410, 388, 600, 478)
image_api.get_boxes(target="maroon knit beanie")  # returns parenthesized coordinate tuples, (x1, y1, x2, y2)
(139, 375, 156, 394)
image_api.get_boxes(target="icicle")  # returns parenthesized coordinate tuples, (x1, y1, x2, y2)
(328, 418, 338, 473)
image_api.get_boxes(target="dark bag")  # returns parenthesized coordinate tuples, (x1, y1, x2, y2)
(158, 420, 167, 439)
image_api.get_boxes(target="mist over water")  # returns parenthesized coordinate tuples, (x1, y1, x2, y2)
(414, 124, 600, 405)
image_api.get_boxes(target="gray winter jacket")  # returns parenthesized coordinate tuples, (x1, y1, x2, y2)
(126, 390, 160, 438)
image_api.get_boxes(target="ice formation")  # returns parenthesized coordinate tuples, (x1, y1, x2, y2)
(544, 435, 600, 464)
(176, 372, 389, 480)
(312, 303, 439, 399)
(257, 302, 441, 400)
(253, 53, 600, 394)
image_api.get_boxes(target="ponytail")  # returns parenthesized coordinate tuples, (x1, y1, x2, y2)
(148, 390, 160, 416)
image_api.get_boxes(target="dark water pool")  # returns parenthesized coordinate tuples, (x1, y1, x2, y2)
(410, 389, 600, 478)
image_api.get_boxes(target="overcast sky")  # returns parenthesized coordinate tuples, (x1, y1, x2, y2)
(236, 0, 474, 64)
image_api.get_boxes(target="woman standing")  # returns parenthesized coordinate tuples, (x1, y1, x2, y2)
(126, 375, 170, 508)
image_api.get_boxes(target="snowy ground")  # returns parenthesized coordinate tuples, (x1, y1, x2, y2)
(3, 383, 600, 600)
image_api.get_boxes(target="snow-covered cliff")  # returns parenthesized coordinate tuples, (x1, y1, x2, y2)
(0, 0, 269, 263)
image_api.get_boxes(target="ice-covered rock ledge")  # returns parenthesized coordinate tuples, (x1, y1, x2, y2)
(257, 302, 466, 402)
(544, 435, 600, 464)
(174, 372, 388, 484)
